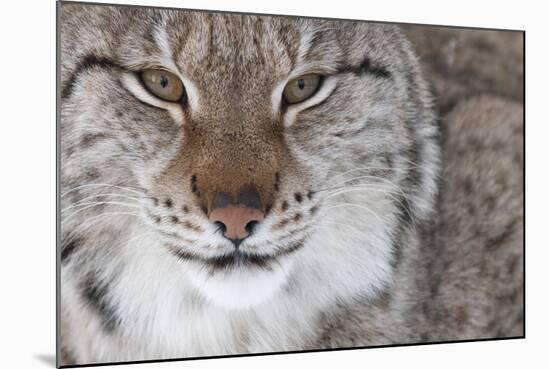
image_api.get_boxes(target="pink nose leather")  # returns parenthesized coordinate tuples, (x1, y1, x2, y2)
(209, 205, 265, 240)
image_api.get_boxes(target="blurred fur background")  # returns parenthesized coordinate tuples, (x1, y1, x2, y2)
(404, 26, 524, 339)
(403, 26, 523, 115)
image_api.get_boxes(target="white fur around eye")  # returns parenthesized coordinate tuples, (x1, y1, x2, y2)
(272, 76, 338, 127)
(153, 26, 202, 112)
(120, 72, 202, 126)
(120, 73, 187, 126)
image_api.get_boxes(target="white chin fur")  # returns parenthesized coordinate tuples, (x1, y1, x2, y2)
(186, 259, 294, 310)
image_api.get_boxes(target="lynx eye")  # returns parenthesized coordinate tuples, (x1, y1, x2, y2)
(140, 69, 185, 102)
(283, 74, 322, 104)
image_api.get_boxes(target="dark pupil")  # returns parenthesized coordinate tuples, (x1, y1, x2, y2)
(297, 79, 305, 90)
(160, 75, 169, 88)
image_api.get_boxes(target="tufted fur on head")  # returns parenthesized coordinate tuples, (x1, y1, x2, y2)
(60, 2, 448, 365)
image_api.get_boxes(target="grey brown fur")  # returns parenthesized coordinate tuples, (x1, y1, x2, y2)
(59, 3, 523, 365)
(312, 96, 524, 347)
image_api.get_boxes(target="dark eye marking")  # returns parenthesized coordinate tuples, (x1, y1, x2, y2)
(62, 53, 165, 112)
(62, 54, 119, 99)
(336, 57, 391, 79)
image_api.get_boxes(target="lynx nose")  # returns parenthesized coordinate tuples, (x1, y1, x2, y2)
(208, 188, 265, 248)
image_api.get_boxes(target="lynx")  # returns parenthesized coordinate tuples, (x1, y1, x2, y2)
(59, 3, 523, 365)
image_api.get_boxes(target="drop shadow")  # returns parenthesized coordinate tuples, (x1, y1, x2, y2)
(34, 353, 56, 367)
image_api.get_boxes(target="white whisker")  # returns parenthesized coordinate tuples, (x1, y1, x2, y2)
(62, 207, 140, 227)
(62, 201, 143, 213)
(315, 220, 365, 234)
(324, 185, 403, 200)
(69, 193, 149, 206)
(319, 175, 402, 193)
(61, 202, 142, 225)
(324, 203, 386, 227)
(61, 183, 145, 198)
(320, 171, 418, 229)
(114, 231, 159, 252)
(61, 211, 141, 249)
(327, 164, 418, 183)
(322, 186, 417, 233)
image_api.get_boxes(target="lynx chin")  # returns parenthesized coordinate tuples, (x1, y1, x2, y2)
(59, 3, 523, 365)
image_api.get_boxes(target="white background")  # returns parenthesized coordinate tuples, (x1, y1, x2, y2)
(0, 0, 546, 368)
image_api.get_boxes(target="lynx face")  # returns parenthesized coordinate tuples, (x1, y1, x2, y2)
(61, 6, 439, 311)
